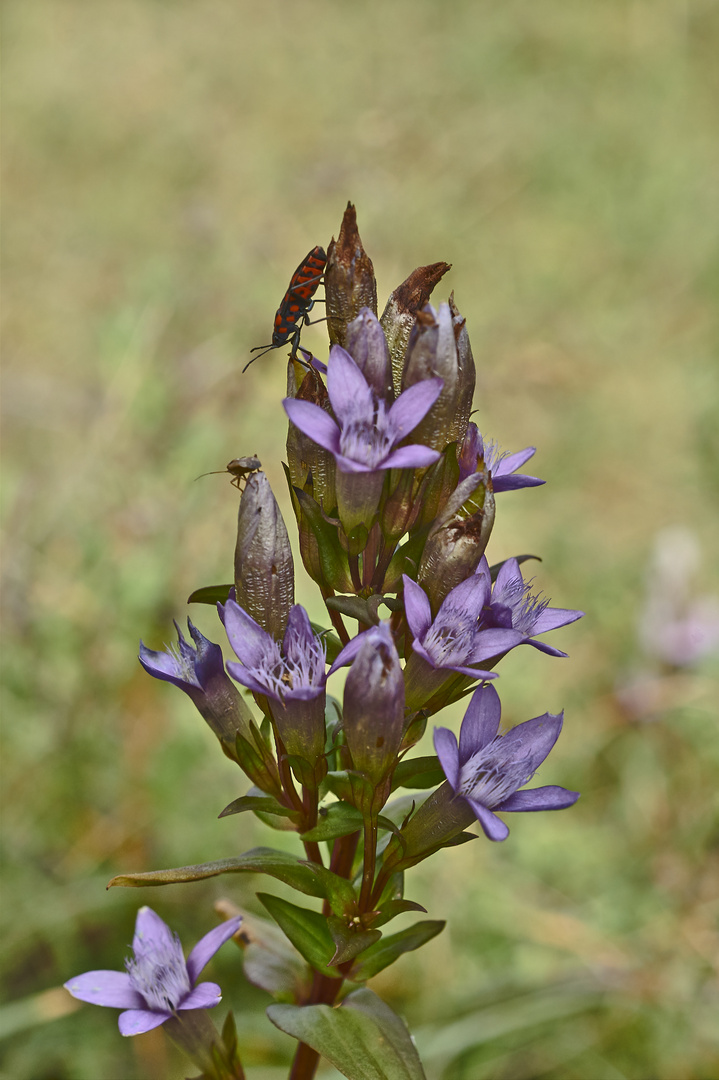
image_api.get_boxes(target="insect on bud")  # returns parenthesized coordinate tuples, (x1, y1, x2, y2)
(234, 471, 294, 640)
(325, 203, 377, 349)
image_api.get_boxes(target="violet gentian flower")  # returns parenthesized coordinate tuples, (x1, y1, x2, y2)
(139, 619, 254, 744)
(221, 599, 327, 772)
(284, 343, 443, 530)
(477, 556, 584, 657)
(458, 422, 544, 491)
(434, 684, 579, 841)
(64, 907, 241, 1036)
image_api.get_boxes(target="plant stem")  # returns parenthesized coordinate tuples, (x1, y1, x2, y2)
(288, 970, 343, 1080)
(359, 815, 378, 912)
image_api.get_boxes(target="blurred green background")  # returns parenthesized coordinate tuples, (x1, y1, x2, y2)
(2, 1, 718, 1077)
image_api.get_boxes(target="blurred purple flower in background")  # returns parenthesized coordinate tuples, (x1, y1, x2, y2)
(64, 907, 241, 1036)
(434, 684, 579, 842)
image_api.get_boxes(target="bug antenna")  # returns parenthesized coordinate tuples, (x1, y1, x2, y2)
(243, 345, 275, 373)
(194, 469, 226, 481)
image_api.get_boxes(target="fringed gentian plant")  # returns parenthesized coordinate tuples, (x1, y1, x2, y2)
(66, 203, 584, 1080)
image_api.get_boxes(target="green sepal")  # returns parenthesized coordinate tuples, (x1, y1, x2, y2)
(326, 594, 401, 625)
(367, 899, 427, 929)
(399, 711, 428, 752)
(234, 729, 282, 802)
(267, 986, 427, 1080)
(108, 847, 325, 897)
(284, 752, 328, 791)
(489, 554, 541, 582)
(293, 485, 352, 592)
(324, 770, 355, 802)
(187, 583, 234, 605)
(348, 920, 445, 982)
(342, 520, 369, 558)
(391, 755, 444, 791)
(301, 801, 364, 842)
(380, 531, 428, 595)
(257, 893, 341, 978)
(328, 917, 382, 965)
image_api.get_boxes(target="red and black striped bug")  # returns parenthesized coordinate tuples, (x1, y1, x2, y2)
(244, 245, 327, 371)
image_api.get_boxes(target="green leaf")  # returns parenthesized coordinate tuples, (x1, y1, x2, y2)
(267, 986, 426, 1080)
(187, 583, 233, 605)
(301, 802, 364, 842)
(302, 863, 358, 917)
(328, 916, 382, 965)
(235, 907, 310, 1002)
(218, 792, 298, 820)
(369, 899, 427, 928)
(349, 920, 445, 981)
(108, 847, 324, 896)
(257, 893, 340, 978)
(391, 756, 445, 791)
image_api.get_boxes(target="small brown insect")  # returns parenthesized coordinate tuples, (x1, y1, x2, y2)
(196, 455, 262, 490)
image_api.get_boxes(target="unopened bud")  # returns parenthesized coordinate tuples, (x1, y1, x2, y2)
(344, 307, 393, 404)
(449, 292, 476, 439)
(380, 262, 451, 395)
(234, 472, 294, 639)
(402, 303, 466, 451)
(417, 470, 495, 610)
(343, 622, 404, 784)
(325, 202, 377, 349)
(286, 361, 336, 511)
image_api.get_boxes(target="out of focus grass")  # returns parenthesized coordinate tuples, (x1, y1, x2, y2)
(2, 1, 718, 1077)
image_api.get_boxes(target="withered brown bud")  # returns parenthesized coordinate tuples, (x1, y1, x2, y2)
(286, 360, 336, 511)
(417, 470, 495, 610)
(325, 202, 377, 349)
(380, 261, 452, 394)
(234, 471, 294, 639)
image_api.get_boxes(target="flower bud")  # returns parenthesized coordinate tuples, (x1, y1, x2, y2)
(286, 361, 336, 511)
(417, 470, 495, 610)
(345, 307, 393, 404)
(325, 202, 377, 349)
(401, 303, 467, 451)
(234, 471, 294, 639)
(380, 262, 452, 395)
(449, 292, 476, 438)
(342, 622, 404, 784)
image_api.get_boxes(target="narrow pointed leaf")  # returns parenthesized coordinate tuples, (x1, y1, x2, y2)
(350, 920, 445, 981)
(391, 756, 445, 791)
(369, 899, 428, 928)
(328, 917, 382, 965)
(257, 894, 341, 978)
(108, 848, 324, 897)
(187, 583, 234, 605)
(267, 986, 426, 1080)
(218, 794, 297, 820)
(301, 802, 364, 842)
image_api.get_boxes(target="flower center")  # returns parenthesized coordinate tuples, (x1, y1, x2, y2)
(423, 611, 477, 667)
(339, 402, 394, 468)
(458, 741, 535, 808)
(126, 934, 191, 1012)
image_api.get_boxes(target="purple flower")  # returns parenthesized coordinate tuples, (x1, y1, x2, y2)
(139, 619, 253, 743)
(403, 572, 522, 679)
(221, 599, 327, 768)
(64, 907, 241, 1036)
(284, 344, 443, 531)
(458, 423, 544, 491)
(434, 684, 579, 841)
(284, 344, 443, 476)
(477, 557, 584, 657)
